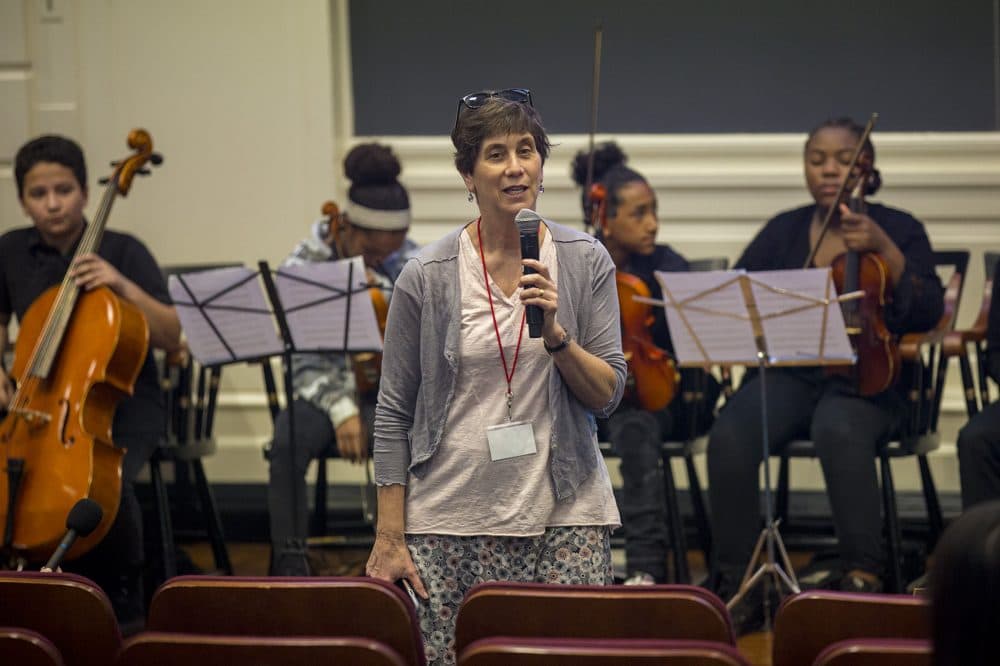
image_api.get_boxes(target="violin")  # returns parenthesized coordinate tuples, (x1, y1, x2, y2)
(806, 114, 899, 395)
(589, 185, 679, 412)
(828, 172, 900, 395)
(1, 129, 159, 564)
(616, 272, 679, 412)
(322, 201, 388, 398)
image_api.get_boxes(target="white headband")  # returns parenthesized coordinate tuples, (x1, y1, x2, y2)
(344, 202, 411, 231)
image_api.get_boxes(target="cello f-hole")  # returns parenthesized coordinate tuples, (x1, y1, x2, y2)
(57, 398, 72, 446)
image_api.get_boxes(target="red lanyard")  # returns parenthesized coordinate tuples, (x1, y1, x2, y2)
(477, 219, 526, 421)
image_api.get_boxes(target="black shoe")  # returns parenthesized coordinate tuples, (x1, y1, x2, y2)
(839, 572, 883, 594)
(714, 571, 777, 637)
(727, 588, 767, 636)
(270, 538, 311, 577)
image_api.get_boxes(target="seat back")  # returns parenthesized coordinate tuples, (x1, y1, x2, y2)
(147, 575, 423, 665)
(812, 637, 932, 666)
(688, 256, 730, 273)
(0, 627, 65, 666)
(118, 632, 406, 666)
(0, 572, 122, 666)
(453, 582, 734, 657)
(771, 590, 931, 666)
(944, 251, 1000, 417)
(459, 637, 748, 665)
(897, 249, 969, 440)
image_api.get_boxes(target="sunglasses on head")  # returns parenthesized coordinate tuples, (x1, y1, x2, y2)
(455, 88, 533, 126)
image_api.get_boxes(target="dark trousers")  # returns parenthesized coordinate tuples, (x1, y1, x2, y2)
(267, 399, 374, 549)
(268, 399, 338, 548)
(957, 400, 1000, 508)
(67, 432, 157, 623)
(607, 407, 674, 582)
(707, 370, 899, 581)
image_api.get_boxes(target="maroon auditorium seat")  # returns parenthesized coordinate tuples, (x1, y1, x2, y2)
(0, 571, 122, 666)
(117, 632, 406, 666)
(459, 637, 749, 665)
(772, 590, 931, 666)
(146, 575, 423, 665)
(454, 581, 735, 657)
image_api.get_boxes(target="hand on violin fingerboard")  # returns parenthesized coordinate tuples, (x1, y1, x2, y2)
(838, 204, 890, 254)
(838, 203, 906, 285)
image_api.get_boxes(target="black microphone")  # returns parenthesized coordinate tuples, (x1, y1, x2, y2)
(516, 208, 545, 338)
(41, 498, 103, 572)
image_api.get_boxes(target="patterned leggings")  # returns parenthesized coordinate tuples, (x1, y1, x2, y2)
(406, 526, 613, 665)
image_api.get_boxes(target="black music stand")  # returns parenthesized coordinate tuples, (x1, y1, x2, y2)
(651, 267, 859, 628)
(168, 258, 383, 546)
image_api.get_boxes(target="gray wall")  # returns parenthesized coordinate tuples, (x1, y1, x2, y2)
(350, 0, 996, 135)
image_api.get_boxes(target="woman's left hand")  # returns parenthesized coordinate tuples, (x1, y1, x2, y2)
(838, 203, 892, 255)
(70, 253, 128, 295)
(520, 258, 560, 336)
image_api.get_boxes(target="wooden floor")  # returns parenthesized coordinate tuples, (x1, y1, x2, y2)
(183, 541, 783, 666)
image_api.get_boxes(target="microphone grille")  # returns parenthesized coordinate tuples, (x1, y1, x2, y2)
(515, 208, 542, 223)
(67, 498, 104, 536)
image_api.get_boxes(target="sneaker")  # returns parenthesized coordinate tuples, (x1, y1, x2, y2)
(839, 572, 883, 594)
(624, 571, 656, 586)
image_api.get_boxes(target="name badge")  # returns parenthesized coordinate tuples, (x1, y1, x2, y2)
(486, 420, 537, 461)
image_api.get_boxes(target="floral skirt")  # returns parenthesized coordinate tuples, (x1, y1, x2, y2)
(406, 526, 613, 665)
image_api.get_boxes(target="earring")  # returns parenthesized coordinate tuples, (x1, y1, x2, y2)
(539, 183, 545, 194)
(467, 191, 474, 202)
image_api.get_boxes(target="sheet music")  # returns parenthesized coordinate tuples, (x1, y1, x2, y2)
(169, 266, 283, 365)
(653, 270, 758, 365)
(273, 256, 383, 353)
(748, 269, 854, 364)
(653, 268, 855, 367)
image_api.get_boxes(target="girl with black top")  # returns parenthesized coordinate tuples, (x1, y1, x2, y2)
(571, 142, 718, 584)
(708, 118, 943, 632)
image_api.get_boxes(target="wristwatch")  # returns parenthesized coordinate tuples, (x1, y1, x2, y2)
(543, 331, 571, 354)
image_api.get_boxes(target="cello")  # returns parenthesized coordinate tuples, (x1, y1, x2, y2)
(805, 115, 900, 396)
(1, 129, 159, 564)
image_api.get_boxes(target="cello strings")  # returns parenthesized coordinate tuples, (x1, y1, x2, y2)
(9, 174, 117, 415)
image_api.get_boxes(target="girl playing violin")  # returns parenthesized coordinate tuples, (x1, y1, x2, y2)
(571, 142, 719, 585)
(708, 118, 944, 633)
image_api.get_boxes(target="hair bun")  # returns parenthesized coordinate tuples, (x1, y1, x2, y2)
(343, 142, 402, 186)
(570, 141, 628, 187)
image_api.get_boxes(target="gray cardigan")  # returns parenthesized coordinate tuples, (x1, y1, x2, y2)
(373, 220, 626, 501)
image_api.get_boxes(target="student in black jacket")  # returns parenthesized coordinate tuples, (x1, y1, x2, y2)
(571, 142, 718, 585)
(707, 118, 943, 632)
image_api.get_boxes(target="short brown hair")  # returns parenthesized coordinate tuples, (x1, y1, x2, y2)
(451, 96, 551, 176)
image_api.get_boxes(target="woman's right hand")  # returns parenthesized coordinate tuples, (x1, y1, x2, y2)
(366, 531, 429, 600)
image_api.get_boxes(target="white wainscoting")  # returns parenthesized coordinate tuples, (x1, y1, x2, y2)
(202, 131, 1000, 491)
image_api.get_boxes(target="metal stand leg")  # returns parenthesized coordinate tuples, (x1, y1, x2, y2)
(726, 354, 800, 626)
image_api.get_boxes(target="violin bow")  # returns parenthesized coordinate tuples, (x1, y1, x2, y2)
(583, 24, 603, 233)
(803, 112, 879, 268)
